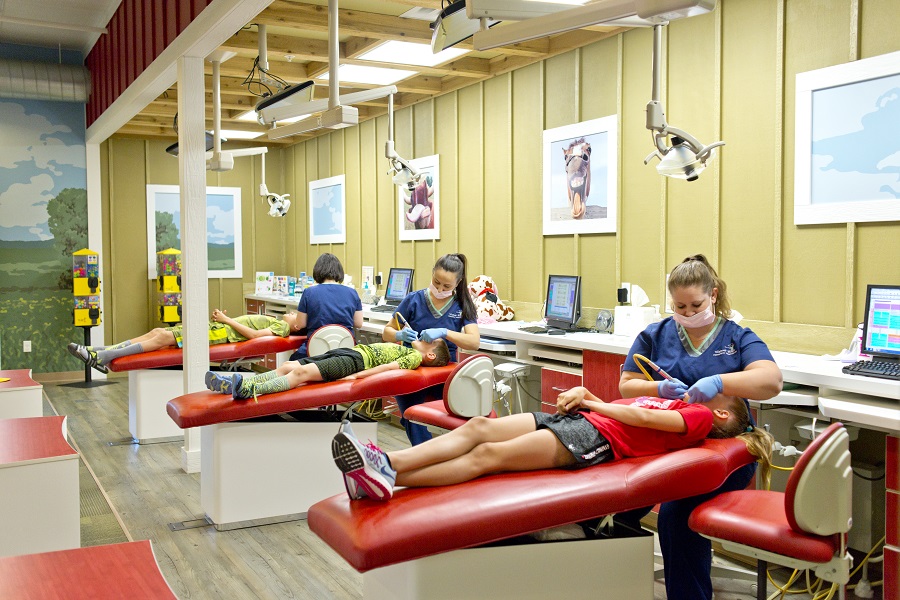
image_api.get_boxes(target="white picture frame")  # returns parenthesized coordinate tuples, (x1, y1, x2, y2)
(542, 115, 618, 236)
(309, 174, 347, 244)
(398, 154, 440, 241)
(794, 50, 900, 225)
(145, 184, 242, 278)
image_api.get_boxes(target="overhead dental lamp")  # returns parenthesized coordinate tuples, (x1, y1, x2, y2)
(642, 23, 723, 181)
(430, 0, 497, 53)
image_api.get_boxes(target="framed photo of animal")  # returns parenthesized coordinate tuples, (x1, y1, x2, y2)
(398, 154, 440, 241)
(542, 115, 618, 236)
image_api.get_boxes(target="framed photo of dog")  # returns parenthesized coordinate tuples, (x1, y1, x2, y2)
(398, 154, 440, 241)
(542, 115, 618, 236)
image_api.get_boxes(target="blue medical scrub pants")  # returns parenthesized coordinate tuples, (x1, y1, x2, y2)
(616, 461, 757, 600)
(395, 386, 443, 446)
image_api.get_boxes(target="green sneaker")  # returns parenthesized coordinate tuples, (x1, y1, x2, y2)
(205, 371, 233, 395)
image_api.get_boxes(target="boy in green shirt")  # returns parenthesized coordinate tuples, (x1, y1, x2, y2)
(205, 339, 451, 401)
(68, 308, 303, 374)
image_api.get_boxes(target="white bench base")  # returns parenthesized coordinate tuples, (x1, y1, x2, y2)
(364, 526, 654, 600)
(128, 369, 185, 443)
(200, 415, 378, 530)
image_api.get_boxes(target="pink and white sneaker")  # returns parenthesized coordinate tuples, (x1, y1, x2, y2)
(331, 421, 396, 501)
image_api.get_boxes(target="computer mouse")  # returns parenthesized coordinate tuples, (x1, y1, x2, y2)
(547, 329, 566, 335)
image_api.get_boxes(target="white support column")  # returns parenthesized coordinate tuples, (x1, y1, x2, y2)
(177, 55, 208, 474)
(85, 142, 106, 379)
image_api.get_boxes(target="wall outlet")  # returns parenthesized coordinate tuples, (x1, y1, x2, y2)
(23, 340, 31, 353)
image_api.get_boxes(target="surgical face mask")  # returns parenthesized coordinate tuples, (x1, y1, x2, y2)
(429, 282, 455, 300)
(673, 303, 716, 329)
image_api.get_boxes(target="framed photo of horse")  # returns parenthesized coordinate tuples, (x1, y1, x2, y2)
(398, 154, 440, 241)
(542, 115, 618, 236)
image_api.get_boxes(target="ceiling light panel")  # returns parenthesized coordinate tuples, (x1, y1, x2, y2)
(316, 65, 416, 86)
(359, 41, 469, 68)
(219, 129, 264, 140)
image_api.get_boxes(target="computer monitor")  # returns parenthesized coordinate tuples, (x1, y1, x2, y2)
(384, 268, 414, 305)
(860, 284, 900, 362)
(544, 274, 581, 330)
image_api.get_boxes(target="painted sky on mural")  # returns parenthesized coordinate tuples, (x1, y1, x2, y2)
(0, 100, 87, 241)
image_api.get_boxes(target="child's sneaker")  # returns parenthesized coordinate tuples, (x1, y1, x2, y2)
(337, 421, 367, 500)
(73, 345, 108, 374)
(204, 371, 234, 395)
(332, 426, 395, 501)
(231, 373, 253, 400)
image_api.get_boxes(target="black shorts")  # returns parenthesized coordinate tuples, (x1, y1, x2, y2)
(297, 348, 365, 382)
(533, 411, 614, 467)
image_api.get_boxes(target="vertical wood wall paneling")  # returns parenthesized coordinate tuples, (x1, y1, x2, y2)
(666, 14, 718, 271)
(619, 28, 662, 298)
(392, 107, 415, 278)
(773, 0, 785, 323)
(457, 84, 486, 279)
(578, 37, 620, 308)
(781, 0, 852, 327)
(615, 35, 624, 296)
(543, 53, 579, 281)
(330, 130, 347, 266)
(374, 115, 397, 280)
(357, 120, 377, 277)
(854, 0, 900, 324)
(345, 126, 362, 284)
(511, 63, 545, 303)
(100, 142, 112, 341)
(483, 75, 514, 296)
(293, 143, 310, 273)
(434, 93, 460, 274)
(845, 0, 859, 328)
(413, 100, 436, 279)
(720, 0, 779, 321)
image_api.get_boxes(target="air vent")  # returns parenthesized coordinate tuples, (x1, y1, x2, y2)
(0, 58, 91, 103)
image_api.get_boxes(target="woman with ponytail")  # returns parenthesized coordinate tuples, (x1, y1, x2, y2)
(383, 253, 480, 445)
(616, 253, 783, 600)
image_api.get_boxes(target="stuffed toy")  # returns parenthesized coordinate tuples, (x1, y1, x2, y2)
(468, 275, 515, 323)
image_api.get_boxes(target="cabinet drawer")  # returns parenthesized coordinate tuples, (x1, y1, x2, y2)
(245, 299, 263, 314)
(583, 350, 627, 402)
(540, 369, 582, 414)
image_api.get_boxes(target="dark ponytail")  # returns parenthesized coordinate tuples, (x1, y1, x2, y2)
(435, 253, 476, 322)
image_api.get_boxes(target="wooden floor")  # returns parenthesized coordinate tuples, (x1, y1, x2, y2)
(42, 379, 841, 600)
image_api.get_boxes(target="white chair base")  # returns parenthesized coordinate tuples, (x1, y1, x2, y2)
(200, 415, 377, 530)
(128, 369, 185, 443)
(364, 527, 654, 600)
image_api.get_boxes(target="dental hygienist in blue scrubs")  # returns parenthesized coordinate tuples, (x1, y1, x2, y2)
(617, 254, 783, 600)
(383, 253, 480, 445)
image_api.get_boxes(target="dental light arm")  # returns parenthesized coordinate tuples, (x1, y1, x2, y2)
(385, 93, 422, 191)
(642, 23, 724, 181)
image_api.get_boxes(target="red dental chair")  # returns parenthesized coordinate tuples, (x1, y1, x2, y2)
(689, 422, 853, 600)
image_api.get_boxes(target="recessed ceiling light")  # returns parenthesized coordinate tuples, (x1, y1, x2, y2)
(316, 65, 416, 86)
(219, 129, 264, 140)
(359, 40, 469, 68)
(238, 110, 309, 124)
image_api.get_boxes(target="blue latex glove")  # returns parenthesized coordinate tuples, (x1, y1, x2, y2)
(420, 328, 448, 343)
(686, 375, 724, 403)
(395, 327, 419, 343)
(657, 378, 689, 399)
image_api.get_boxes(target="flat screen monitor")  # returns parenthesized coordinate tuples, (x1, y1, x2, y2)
(544, 274, 581, 330)
(384, 268, 414, 305)
(860, 284, 900, 361)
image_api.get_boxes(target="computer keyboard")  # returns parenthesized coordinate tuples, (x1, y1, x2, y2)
(370, 305, 398, 313)
(842, 359, 900, 381)
(519, 326, 550, 334)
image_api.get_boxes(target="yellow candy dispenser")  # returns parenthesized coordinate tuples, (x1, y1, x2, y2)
(73, 249, 101, 326)
(157, 248, 182, 324)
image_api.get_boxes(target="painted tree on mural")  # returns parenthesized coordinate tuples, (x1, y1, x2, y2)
(47, 187, 88, 289)
(156, 211, 180, 251)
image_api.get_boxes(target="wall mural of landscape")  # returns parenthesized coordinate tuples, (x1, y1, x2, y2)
(0, 98, 89, 373)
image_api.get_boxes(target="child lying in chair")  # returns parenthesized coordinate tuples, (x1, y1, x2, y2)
(204, 339, 451, 401)
(68, 309, 303, 374)
(332, 387, 773, 501)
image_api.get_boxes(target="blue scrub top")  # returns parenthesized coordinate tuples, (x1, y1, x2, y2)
(292, 283, 362, 359)
(622, 317, 775, 386)
(395, 289, 477, 361)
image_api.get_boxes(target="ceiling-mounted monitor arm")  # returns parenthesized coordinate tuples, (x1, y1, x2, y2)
(643, 23, 724, 177)
(385, 93, 422, 191)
